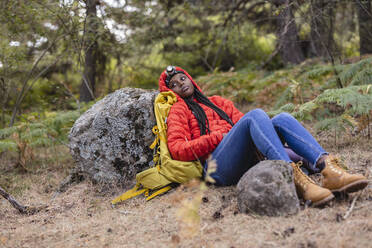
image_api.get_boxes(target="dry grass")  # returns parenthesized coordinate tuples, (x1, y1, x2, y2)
(1, 130, 372, 248)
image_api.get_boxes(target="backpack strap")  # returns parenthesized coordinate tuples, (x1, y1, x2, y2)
(149, 125, 168, 166)
(111, 184, 148, 205)
(145, 185, 172, 201)
(111, 184, 173, 205)
(149, 125, 159, 149)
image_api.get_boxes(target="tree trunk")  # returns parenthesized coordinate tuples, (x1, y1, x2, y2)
(309, 0, 337, 59)
(1, 78, 7, 128)
(79, 0, 98, 102)
(273, 0, 305, 64)
(356, 0, 372, 55)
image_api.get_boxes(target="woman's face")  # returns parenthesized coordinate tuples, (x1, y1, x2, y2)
(169, 73, 194, 98)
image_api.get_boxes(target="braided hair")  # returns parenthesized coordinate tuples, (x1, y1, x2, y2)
(164, 69, 234, 136)
(184, 87, 234, 136)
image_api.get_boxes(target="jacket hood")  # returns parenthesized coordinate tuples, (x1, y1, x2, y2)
(158, 66, 203, 101)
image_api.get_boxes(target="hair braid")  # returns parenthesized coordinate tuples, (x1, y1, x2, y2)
(194, 88, 234, 127)
(184, 87, 234, 136)
(184, 97, 210, 135)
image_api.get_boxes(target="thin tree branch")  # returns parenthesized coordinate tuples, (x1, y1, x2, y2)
(9, 35, 62, 127)
(57, 79, 81, 111)
(0, 186, 47, 215)
(201, 56, 214, 72)
(356, 0, 372, 19)
(18, 54, 65, 107)
(310, 13, 343, 87)
(81, 74, 96, 99)
(259, 43, 282, 69)
(343, 194, 359, 220)
(0, 186, 28, 214)
(212, 28, 230, 69)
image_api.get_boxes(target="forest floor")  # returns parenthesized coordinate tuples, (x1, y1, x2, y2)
(1, 126, 372, 248)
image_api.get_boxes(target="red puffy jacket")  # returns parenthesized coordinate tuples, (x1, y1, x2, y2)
(159, 67, 244, 162)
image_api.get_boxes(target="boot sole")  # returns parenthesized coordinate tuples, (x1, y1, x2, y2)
(331, 180, 369, 194)
(312, 194, 334, 207)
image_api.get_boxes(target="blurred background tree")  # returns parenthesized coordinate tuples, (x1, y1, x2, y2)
(0, 0, 371, 127)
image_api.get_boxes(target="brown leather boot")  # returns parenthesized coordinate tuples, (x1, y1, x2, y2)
(290, 162, 334, 207)
(321, 155, 369, 193)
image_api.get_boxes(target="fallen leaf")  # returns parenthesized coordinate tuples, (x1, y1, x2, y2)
(0, 236, 7, 244)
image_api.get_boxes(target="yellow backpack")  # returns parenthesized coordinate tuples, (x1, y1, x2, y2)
(111, 91, 203, 204)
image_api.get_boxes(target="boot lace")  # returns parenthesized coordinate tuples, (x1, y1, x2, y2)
(327, 156, 347, 174)
(292, 161, 316, 185)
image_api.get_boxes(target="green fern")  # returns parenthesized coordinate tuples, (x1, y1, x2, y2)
(339, 57, 372, 85)
(314, 116, 347, 131)
(29, 136, 54, 147)
(268, 103, 295, 117)
(0, 140, 17, 152)
(275, 85, 372, 134)
(349, 67, 372, 86)
(292, 100, 318, 121)
(316, 86, 372, 115)
(0, 126, 18, 139)
(274, 87, 293, 109)
(304, 64, 344, 80)
(0, 109, 84, 157)
(271, 57, 372, 136)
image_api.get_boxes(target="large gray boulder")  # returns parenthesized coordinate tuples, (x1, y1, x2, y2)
(68, 87, 158, 188)
(237, 160, 300, 217)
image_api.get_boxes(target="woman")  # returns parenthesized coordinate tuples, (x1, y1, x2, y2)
(159, 66, 368, 207)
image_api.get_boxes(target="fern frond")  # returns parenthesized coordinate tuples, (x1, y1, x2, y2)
(349, 67, 372, 86)
(342, 94, 372, 115)
(304, 64, 343, 79)
(314, 116, 346, 131)
(29, 137, 53, 147)
(27, 122, 45, 129)
(268, 103, 295, 117)
(0, 140, 18, 152)
(339, 57, 372, 85)
(341, 113, 358, 127)
(0, 126, 18, 139)
(292, 100, 318, 121)
(22, 128, 48, 142)
(274, 87, 293, 109)
(315, 85, 372, 115)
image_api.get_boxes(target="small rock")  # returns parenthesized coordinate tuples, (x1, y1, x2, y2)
(282, 227, 295, 238)
(237, 160, 300, 217)
(307, 240, 318, 248)
(213, 211, 223, 220)
(299, 240, 318, 248)
(336, 213, 343, 222)
(80, 233, 88, 238)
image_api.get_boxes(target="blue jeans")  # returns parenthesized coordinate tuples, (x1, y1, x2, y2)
(206, 109, 327, 186)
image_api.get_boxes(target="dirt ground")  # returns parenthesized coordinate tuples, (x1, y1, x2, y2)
(1, 131, 372, 248)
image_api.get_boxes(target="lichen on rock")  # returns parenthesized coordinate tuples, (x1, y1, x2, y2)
(68, 87, 158, 189)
